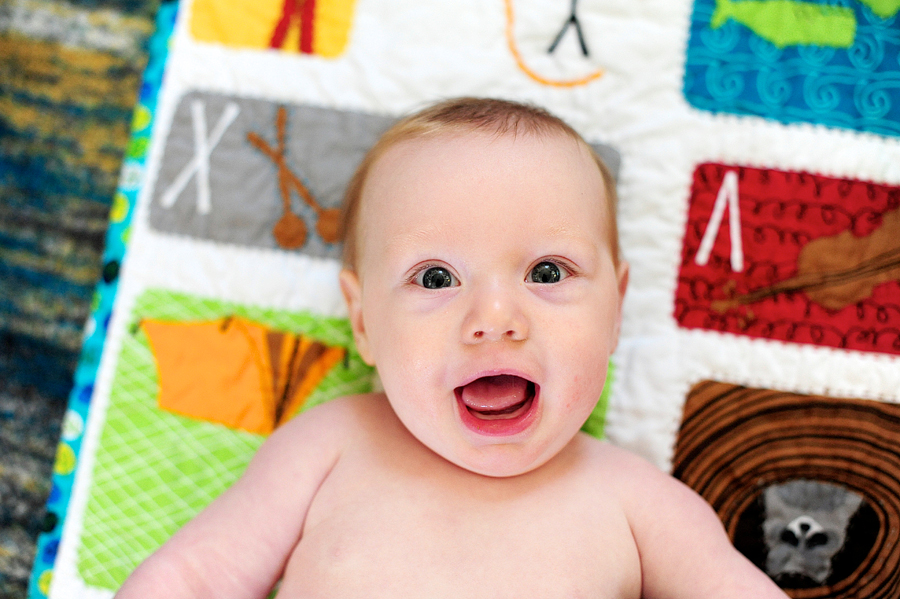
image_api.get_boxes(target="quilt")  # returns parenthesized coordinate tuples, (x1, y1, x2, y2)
(30, 0, 900, 597)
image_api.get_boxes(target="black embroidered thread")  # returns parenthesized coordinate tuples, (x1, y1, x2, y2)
(548, 0, 589, 56)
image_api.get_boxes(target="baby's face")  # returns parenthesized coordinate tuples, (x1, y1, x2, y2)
(340, 130, 627, 477)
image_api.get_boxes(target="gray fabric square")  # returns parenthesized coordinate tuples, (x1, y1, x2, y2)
(150, 92, 395, 258)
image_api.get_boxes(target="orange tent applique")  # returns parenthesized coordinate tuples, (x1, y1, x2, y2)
(141, 316, 345, 435)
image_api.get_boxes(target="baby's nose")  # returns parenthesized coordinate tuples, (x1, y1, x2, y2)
(462, 288, 528, 343)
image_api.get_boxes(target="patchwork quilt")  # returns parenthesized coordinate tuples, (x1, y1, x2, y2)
(31, 1, 900, 598)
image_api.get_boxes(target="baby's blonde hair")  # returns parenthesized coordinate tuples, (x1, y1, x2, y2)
(339, 97, 620, 270)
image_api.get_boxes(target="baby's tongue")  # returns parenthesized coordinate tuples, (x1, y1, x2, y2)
(461, 375, 530, 413)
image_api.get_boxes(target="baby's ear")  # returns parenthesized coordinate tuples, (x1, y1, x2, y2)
(339, 269, 374, 365)
(616, 260, 629, 302)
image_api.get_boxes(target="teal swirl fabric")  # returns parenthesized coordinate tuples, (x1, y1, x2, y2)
(684, 0, 900, 137)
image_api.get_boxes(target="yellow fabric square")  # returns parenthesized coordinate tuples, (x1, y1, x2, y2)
(189, 0, 356, 58)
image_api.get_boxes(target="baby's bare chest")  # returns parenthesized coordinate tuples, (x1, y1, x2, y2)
(276, 448, 641, 598)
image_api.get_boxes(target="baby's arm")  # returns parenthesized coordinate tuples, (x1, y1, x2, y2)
(611, 447, 789, 599)
(114, 400, 346, 599)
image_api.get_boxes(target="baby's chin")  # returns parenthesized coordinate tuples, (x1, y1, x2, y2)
(425, 433, 571, 478)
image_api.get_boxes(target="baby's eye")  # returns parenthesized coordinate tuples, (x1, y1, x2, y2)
(416, 266, 459, 289)
(529, 261, 566, 284)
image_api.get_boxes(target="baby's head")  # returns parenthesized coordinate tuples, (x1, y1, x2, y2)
(339, 97, 628, 477)
(340, 97, 621, 272)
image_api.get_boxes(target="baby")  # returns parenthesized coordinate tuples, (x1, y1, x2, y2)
(116, 98, 787, 598)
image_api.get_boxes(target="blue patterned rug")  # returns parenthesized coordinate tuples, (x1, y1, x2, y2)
(0, 1, 159, 596)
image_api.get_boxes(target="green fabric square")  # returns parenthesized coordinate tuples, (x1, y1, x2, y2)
(77, 289, 373, 589)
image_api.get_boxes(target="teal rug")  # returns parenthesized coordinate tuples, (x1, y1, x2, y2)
(0, 1, 159, 596)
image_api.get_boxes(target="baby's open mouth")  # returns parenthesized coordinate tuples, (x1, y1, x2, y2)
(456, 374, 537, 420)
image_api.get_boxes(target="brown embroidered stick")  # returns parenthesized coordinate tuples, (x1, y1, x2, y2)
(247, 106, 342, 248)
(713, 208, 900, 312)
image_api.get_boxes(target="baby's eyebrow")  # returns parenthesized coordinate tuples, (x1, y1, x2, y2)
(383, 223, 448, 250)
(533, 222, 601, 247)
(541, 223, 579, 238)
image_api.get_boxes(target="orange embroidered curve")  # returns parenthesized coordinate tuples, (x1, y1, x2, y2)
(503, 0, 604, 88)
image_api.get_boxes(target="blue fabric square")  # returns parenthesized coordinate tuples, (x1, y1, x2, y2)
(683, 0, 900, 137)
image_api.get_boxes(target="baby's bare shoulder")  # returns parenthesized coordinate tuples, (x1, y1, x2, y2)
(575, 436, 788, 598)
(572, 434, 666, 481)
(278, 393, 386, 443)
(574, 435, 707, 514)
(267, 393, 409, 469)
(241, 394, 384, 488)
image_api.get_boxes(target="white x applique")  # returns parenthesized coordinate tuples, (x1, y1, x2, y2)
(159, 100, 240, 214)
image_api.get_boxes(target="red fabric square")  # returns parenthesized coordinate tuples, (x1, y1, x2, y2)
(675, 163, 900, 355)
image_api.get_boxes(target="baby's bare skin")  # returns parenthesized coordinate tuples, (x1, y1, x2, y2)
(118, 393, 779, 599)
(280, 395, 639, 598)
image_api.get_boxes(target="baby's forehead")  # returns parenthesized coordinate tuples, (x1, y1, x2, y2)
(360, 130, 608, 226)
(365, 129, 599, 194)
